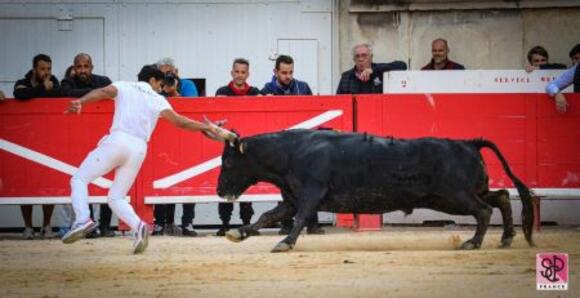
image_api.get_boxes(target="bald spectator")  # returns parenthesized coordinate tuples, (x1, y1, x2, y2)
(13, 54, 61, 100)
(421, 38, 465, 70)
(337, 43, 406, 94)
(525, 46, 566, 73)
(61, 53, 112, 97)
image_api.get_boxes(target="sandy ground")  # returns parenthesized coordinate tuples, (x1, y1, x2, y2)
(0, 226, 578, 298)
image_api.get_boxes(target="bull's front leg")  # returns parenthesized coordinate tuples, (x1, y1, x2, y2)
(271, 186, 325, 253)
(226, 203, 295, 243)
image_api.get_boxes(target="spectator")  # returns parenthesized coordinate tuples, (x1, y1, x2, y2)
(337, 43, 407, 94)
(421, 38, 465, 70)
(0, 90, 5, 101)
(569, 43, 580, 66)
(61, 53, 115, 238)
(153, 57, 198, 237)
(214, 58, 259, 236)
(61, 53, 112, 97)
(20, 203, 54, 240)
(545, 44, 580, 113)
(261, 55, 312, 95)
(156, 57, 199, 97)
(525, 46, 566, 72)
(260, 55, 323, 235)
(13, 54, 61, 100)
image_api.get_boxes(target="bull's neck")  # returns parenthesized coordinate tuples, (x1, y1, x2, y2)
(247, 135, 289, 189)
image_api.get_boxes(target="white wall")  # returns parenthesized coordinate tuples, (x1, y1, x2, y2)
(0, 0, 335, 96)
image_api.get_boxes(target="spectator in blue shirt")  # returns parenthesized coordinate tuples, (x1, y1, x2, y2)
(261, 55, 312, 95)
(156, 57, 199, 97)
(545, 44, 580, 113)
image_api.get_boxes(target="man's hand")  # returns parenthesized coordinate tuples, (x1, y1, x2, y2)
(525, 65, 538, 73)
(43, 78, 54, 90)
(357, 68, 373, 82)
(65, 99, 82, 114)
(554, 93, 569, 113)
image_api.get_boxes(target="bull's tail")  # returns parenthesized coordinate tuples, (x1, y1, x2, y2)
(469, 138, 535, 247)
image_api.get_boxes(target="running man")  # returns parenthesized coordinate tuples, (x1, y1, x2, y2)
(62, 64, 234, 254)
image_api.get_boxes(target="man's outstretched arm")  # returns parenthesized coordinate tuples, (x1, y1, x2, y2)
(65, 85, 118, 114)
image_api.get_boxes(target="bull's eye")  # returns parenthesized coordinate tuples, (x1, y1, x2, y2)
(223, 159, 233, 168)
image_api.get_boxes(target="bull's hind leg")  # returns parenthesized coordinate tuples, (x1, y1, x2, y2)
(432, 192, 492, 250)
(482, 189, 516, 248)
(225, 203, 295, 243)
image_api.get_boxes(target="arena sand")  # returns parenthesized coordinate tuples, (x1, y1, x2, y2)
(0, 226, 578, 297)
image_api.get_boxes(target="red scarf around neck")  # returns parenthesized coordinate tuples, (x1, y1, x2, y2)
(228, 81, 251, 96)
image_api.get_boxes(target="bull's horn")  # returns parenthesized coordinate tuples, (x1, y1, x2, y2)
(203, 115, 238, 141)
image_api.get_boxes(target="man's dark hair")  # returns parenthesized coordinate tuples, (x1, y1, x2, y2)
(569, 44, 580, 58)
(33, 54, 52, 68)
(275, 55, 294, 70)
(138, 64, 164, 82)
(527, 46, 549, 63)
(233, 58, 250, 69)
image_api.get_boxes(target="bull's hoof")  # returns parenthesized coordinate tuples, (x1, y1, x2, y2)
(225, 229, 244, 243)
(460, 240, 480, 250)
(271, 242, 293, 253)
(498, 238, 514, 249)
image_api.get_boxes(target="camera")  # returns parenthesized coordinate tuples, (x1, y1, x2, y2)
(163, 73, 179, 87)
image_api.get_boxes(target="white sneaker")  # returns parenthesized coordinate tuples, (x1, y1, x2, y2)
(61, 220, 98, 244)
(22, 227, 34, 240)
(133, 222, 149, 254)
(41, 225, 55, 239)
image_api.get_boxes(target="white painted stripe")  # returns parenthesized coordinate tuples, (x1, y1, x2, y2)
(152, 109, 344, 189)
(0, 139, 112, 188)
(145, 194, 283, 204)
(0, 196, 128, 205)
(491, 188, 580, 198)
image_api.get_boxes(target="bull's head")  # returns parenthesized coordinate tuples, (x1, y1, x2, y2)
(204, 118, 258, 202)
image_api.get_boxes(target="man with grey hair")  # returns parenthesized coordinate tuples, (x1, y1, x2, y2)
(337, 43, 406, 94)
(153, 57, 199, 237)
(156, 57, 199, 97)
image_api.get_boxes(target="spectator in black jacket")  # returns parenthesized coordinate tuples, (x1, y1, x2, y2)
(337, 43, 407, 94)
(13, 54, 61, 100)
(61, 53, 112, 97)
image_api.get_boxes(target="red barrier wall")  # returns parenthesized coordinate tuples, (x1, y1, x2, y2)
(1, 94, 578, 226)
(356, 93, 580, 189)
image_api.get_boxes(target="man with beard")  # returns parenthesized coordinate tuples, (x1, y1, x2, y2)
(261, 55, 312, 96)
(421, 38, 465, 70)
(14, 54, 62, 100)
(61, 53, 112, 97)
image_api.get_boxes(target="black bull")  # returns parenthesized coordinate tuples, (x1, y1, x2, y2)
(216, 129, 535, 252)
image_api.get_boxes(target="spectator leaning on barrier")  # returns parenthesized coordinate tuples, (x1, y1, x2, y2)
(525, 46, 567, 73)
(62, 64, 235, 254)
(261, 55, 312, 96)
(156, 57, 199, 97)
(214, 58, 259, 237)
(61, 53, 112, 98)
(153, 57, 198, 237)
(61, 53, 115, 238)
(13, 54, 61, 100)
(545, 44, 580, 113)
(421, 38, 465, 71)
(260, 55, 323, 235)
(337, 43, 407, 94)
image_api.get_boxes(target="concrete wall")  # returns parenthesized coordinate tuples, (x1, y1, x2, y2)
(338, 1, 580, 72)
